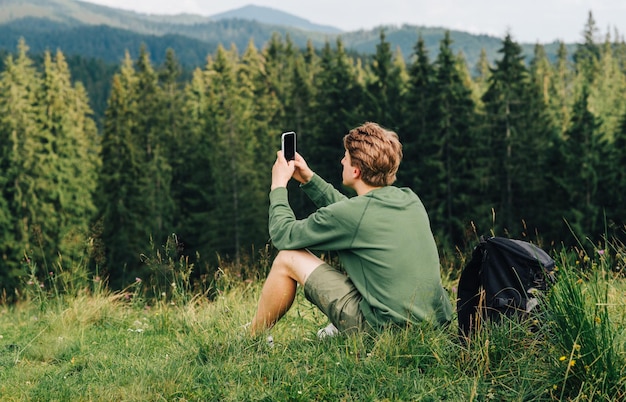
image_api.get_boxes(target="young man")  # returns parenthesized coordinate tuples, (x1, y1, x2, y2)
(250, 122, 452, 337)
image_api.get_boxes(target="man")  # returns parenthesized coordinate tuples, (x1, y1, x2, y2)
(250, 122, 452, 337)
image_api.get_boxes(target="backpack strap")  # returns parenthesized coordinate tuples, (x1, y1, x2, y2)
(457, 237, 487, 338)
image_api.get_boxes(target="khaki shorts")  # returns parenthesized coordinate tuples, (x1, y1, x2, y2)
(303, 263, 370, 334)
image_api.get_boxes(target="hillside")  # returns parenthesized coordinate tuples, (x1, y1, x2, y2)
(0, 0, 573, 68)
(210, 4, 342, 34)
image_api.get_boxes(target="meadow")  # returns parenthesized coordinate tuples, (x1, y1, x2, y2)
(0, 239, 624, 401)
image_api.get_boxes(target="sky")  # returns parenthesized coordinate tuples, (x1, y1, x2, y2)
(83, 0, 625, 44)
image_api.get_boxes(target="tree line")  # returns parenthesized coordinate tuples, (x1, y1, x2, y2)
(1, 13, 625, 297)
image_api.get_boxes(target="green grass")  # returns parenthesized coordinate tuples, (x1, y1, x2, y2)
(1, 245, 625, 400)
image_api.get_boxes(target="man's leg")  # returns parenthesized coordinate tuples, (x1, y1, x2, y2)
(250, 249, 323, 336)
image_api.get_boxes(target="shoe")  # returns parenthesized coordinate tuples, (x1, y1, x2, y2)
(317, 323, 339, 339)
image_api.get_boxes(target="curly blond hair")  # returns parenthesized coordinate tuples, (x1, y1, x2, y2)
(343, 122, 402, 187)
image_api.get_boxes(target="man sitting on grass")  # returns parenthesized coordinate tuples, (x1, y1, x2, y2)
(250, 122, 452, 338)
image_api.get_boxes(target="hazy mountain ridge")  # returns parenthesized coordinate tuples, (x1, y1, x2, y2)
(210, 4, 343, 34)
(0, 0, 572, 68)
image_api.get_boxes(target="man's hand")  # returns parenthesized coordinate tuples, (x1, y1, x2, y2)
(292, 153, 314, 184)
(271, 151, 296, 190)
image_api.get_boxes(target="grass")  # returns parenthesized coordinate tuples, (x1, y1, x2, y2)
(0, 239, 625, 401)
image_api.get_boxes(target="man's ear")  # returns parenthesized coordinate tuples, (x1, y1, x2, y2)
(353, 167, 361, 179)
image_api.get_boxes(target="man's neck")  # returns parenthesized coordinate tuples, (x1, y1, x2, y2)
(353, 181, 383, 196)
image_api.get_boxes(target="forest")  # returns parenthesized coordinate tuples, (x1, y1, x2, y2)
(1, 12, 625, 298)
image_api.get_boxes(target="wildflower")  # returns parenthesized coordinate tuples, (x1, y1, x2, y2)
(583, 255, 590, 263)
(49, 272, 54, 276)
(594, 316, 601, 324)
(135, 277, 142, 283)
(569, 360, 576, 367)
(597, 249, 605, 255)
(94, 276, 101, 283)
(573, 343, 581, 351)
(559, 356, 567, 361)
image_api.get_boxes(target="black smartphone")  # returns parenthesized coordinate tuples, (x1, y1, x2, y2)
(281, 131, 296, 161)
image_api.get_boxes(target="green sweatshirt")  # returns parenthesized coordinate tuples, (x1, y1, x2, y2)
(269, 174, 452, 329)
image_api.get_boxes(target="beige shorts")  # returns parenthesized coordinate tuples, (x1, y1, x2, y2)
(303, 263, 370, 334)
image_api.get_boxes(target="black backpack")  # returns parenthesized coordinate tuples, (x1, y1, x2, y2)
(457, 236, 556, 338)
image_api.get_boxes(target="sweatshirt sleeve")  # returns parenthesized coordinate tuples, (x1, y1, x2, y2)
(300, 174, 347, 208)
(268, 186, 356, 251)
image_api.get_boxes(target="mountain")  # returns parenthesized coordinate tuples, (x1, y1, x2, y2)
(0, 0, 571, 69)
(209, 4, 342, 34)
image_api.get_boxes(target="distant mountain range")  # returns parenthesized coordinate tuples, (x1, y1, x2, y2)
(0, 0, 572, 68)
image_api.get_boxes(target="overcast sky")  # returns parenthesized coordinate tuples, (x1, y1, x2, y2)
(83, 0, 625, 44)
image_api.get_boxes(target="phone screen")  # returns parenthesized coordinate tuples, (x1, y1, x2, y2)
(281, 132, 296, 161)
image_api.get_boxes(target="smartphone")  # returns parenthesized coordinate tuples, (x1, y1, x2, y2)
(281, 131, 296, 161)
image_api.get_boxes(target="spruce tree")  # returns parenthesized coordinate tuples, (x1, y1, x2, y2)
(560, 86, 610, 240)
(426, 32, 478, 246)
(400, 35, 434, 190)
(0, 41, 43, 295)
(364, 29, 406, 130)
(589, 36, 626, 140)
(175, 67, 215, 264)
(311, 39, 364, 191)
(606, 111, 626, 238)
(39, 50, 99, 262)
(481, 34, 557, 237)
(550, 42, 575, 135)
(204, 45, 266, 264)
(97, 52, 147, 285)
(134, 46, 175, 249)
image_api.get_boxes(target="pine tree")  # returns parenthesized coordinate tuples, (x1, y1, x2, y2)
(134, 46, 175, 249)
(0, 40, 43, 294)
(472, 48, 492, 107)
(364, 29, 406, 130)
(559, 86, 609, 239)
(574, 11, 601, 81)
(400, 35, 434, 190)
(589, 35, 626, 140)
(97, 52, 146, 284)
(481, 34, 557, 237)
(204, 45, 266, 264)
(426, 32, 478, 245)
(311, 39, 364, 191)
(39, 50, 99, 262)
(606, 110, 626, 238)
(175, 67, 215, 264)
(550, 42, 575, 135)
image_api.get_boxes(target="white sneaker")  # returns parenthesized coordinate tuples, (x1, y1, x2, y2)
(317, 323, 339, 339)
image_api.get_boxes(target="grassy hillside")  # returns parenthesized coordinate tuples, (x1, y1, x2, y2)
(0, 241, 624, 400)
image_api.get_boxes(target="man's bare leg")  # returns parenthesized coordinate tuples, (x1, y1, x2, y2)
(250, 249, 324, 336)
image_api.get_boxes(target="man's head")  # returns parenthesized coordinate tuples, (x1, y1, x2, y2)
(343, 122, 402, 187)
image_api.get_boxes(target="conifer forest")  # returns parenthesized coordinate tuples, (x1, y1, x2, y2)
(1, 14, 626, 297)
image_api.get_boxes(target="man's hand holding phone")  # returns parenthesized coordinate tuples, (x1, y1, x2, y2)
(271, 150, 295, 191)
(272, 131, 313, 190)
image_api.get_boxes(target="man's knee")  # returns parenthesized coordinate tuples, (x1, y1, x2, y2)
(271, 249, 323, 285)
